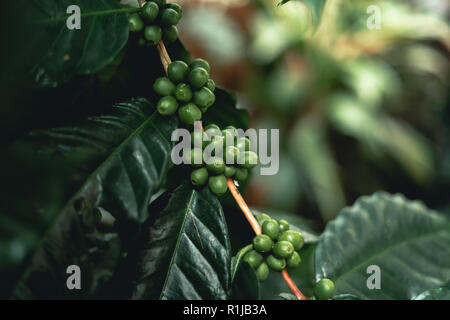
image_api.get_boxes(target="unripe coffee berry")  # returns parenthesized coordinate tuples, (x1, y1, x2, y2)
(278, 219, 290, 233)
(256, 262, 269, 282)
(256, 213, 271, 227)
(178, 103, 202, 125)
(174, 83, 192, 102)
(206, 79, 216, 92)
(204, 124, 221, 138)
(243, 250, 263, 269)
(157, 96, 178, 115)
(142, 2, 159, 22)
(128, 13, 144, 32)
(206, 157, 225, 175)
(273, 240, 294, 259)
(262, 219, 280, 240)
(144, 25, 162, 45)
(189, 67, 209, 89)
(287, 251, 301, 268)
(234, 167, 248, 182)
(153, 77, 175, 96)
(193, 87, 215, 108)
(314, 279, 335, 300)
(242, 151, 259, 169)
(190, 58, 211, 73)
(224, 165, 236, 177)
(236, 137, 250, 152)
(168, 60, 189, 83)
(266, 254, 286, 271)
(191, 167, 208, 186)
(166, 3, 183, 18)
(208, 174, 227, 196)
(278, 230, 304, 251)
(162, 25, 179, 44)
(252, 234, 273, 253)
(160, 8, 180, 26)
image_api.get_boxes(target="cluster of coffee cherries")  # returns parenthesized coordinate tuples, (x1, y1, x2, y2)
(243, 213, 304, 282)
(154, 59, 216, 125)
(186, 124, 259, 196)
(128, 0, 182, 46)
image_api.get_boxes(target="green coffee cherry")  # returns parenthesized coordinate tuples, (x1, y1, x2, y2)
(278, 230, 304, 251)
(144, 25, 162, 45)
(236, 137, 250, 152)
(252, 234, 273, 253)
(314, 279, 335, 300)
(224, 165, 236, 177)
(287, 251, 301, 268)
(242, 151, 259, 169)
(273, 240, 295, 259)
(206, 157, 225, 175)
(190, 58, 211, 73)
(262, 219, 280, 240)
(178, 103, 202, 125)
(278, 219, 290, 233)
(168, 60, 189, 83)
(142, 2, 159, 22)
(266, 254, 286, 271)
(256, 262, 269, 282)
(206, 79, 216, 92)
(174, 83, 192, 102)
(152, 0, 166, 7)
(243, 250, 263, 269)
(256, 213, 271, 227)
(162, 25, 179, 44)
(166, 3, 183, 18)
(193, 87, 215, 109)
(129, 13, 144, 32)
(208, 174, 227, 196)
(234, 167, 248, 182)
(225, 146, 239, 164)
(160, 8, 180, 26)
(137, 37, 147, 48)
(207, 135, 224, 156)
(189, 67, 209, 89)
(157, 96, 178, 115)
(153, 77, 175, 96)
(191, 167, 208, 186)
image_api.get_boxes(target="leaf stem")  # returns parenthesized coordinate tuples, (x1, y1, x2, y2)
(142, 0, 307, 301)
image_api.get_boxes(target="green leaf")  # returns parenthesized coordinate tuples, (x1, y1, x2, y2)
(132, 184, 232, 299)
(231, 244, 259, 299)
(2, 97, 177, 298)
(315, 192, 450, 300)
(413, 282, 450, 300)
(277, 0, 327, 29)
(279, 292, 297, 300)
(202, 87, 249, 130)
(21, 0, 134, 87)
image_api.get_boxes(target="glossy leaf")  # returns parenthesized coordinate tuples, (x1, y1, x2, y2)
(231, 244, 259, 299)
(133, 185, 232, 299)
(3, 97, 176, 298)
(413, 282, 450, 300)
(315, 192, 450, 300)
(22, 0, 134, 87)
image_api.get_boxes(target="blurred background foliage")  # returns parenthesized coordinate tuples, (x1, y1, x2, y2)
(174, 0, 449, 224)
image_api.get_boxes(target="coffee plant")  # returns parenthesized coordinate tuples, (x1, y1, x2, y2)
(0, 0, 449, 301)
